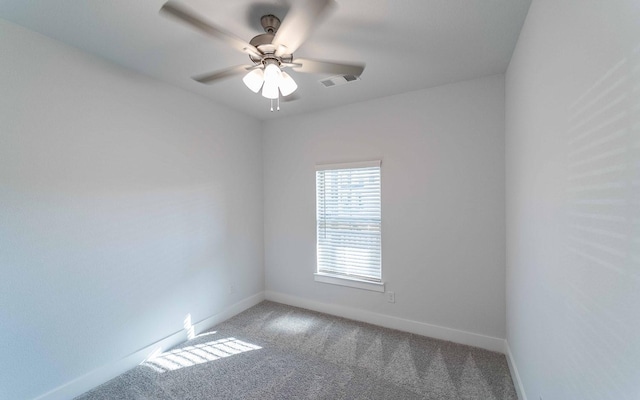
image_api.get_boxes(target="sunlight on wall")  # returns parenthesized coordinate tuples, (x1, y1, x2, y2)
(564, 44, 640, 399)
(142, 337, 261, 373)
(184, 314, 195, 340)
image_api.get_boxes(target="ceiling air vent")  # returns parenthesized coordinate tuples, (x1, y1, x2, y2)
(320, 74, 361, 88)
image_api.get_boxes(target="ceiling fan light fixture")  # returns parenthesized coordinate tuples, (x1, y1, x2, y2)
(242, 68, 264, 93)
(279, 71, 298, 97)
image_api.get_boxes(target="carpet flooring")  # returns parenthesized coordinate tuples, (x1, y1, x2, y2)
(76, 301, 518, 399)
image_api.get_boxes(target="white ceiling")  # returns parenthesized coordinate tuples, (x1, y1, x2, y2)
(0, 0, 531, 120)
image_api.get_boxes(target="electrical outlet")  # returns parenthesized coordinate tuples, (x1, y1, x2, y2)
(387, 291, 395, 303)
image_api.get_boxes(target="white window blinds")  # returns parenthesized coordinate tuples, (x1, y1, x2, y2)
(316, 161, 381, 282)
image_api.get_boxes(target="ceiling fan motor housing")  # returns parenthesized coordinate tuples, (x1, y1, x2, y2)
(248, 14, 294, 65)
(249, 26, 293, 64)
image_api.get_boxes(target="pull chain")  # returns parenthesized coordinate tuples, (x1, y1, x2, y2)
(269, 97, 281, 112)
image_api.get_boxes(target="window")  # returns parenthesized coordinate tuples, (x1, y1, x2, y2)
(315, 161, 383, 292)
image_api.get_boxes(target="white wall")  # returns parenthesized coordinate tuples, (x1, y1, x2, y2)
(0, 19, 263, 400)
(263, 75, 506, 340)
(505, 1, 640, 399)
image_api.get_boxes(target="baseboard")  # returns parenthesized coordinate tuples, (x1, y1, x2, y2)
(34, 291, 265, 400)
(192, 292, 265, 334)
(504, 340, 528, 400)
(264, 290, 506, 353)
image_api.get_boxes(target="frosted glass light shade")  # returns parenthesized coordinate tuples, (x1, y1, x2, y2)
(262, 63, 282, 99)
(261, 79, 279, 99)
(242, 69, 264, 93)
(279, 71, 298, 97)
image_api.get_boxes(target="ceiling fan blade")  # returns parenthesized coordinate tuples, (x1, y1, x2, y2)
(291, 58, 365, 77)
(193, 65, 255, 84)
(272, 0, 336, 57)
(161, 2, 261, 58)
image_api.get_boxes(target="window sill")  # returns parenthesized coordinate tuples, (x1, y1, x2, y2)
(313, 273, 385, 292)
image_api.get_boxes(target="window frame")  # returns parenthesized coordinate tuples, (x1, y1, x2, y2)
(314, 160, 384, 292)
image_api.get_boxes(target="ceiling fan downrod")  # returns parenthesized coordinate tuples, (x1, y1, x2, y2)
(260, 14, 280, 34)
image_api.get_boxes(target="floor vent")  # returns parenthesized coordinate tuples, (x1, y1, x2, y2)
(320, 74, 361, 87)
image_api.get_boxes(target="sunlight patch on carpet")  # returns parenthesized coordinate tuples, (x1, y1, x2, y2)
(142, 337, 261, 373)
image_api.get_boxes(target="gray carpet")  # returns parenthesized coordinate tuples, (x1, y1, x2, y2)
(76, 301, 518, 399)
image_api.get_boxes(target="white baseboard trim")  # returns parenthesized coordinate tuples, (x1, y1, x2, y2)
(34, 291, 265, 400)
(504, 340, 528, 400)
(264, 290, 506, 353)
(192, 292, 265, 335)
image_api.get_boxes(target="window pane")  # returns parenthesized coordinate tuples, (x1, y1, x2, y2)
(316, 163, 381, 282)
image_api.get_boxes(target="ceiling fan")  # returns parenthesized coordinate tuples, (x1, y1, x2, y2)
(160, 0, 365, 111)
